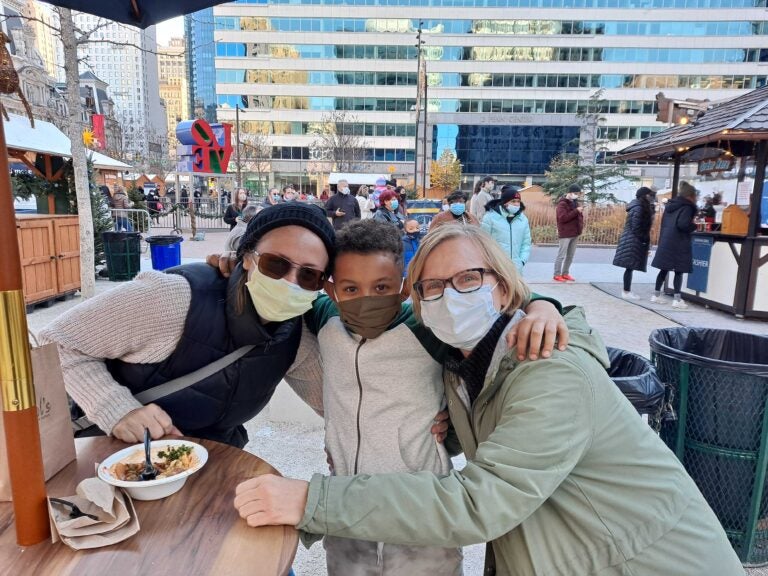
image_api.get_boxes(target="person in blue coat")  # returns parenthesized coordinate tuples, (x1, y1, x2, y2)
(481, 185, 531, 273)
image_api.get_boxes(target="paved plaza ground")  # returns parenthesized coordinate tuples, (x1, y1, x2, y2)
(24, 231, 768, 575)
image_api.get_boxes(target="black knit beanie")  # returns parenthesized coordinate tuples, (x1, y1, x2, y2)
(500, 185, 521, 204)
(636, 186, 655, 199)
(237, 203, 336, 268)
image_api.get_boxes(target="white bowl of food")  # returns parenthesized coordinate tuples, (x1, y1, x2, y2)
(97, 440, 208, 501)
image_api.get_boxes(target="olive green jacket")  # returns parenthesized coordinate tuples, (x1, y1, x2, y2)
(299, 307, 743, 575)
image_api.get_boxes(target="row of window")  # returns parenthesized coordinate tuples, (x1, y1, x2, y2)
(234, 0, 766, 8)
(216, 43, 768, 64)
(270, 146, 416, 161)
(215, 17, 768, 36)
(217, 94, 664, 114)
(239, 120, 419, 136)
(596, 126, 665, 140)
(216, 69, 768, 90)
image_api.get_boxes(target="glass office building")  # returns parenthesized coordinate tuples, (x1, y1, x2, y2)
(186, 8, 218, 124)
(213, 0, 768, 187)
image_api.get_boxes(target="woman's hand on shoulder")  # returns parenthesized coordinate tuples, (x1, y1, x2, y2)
(205, 252, 238, 278)
(507, 300, 569, 361)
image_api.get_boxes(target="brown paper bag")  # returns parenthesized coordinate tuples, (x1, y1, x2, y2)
(0, 338, 77, 501)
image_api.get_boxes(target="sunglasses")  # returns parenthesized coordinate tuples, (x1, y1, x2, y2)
(254, 252, 326, 291)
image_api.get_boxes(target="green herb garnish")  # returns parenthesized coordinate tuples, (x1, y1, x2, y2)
(158, 444, 193, 462)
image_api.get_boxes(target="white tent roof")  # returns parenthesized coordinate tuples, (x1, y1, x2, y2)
(3, 113, 132, 171)
(329, 172, 389, 185)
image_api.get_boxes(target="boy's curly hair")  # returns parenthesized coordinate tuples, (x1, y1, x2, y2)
(334, 219, 404, 271)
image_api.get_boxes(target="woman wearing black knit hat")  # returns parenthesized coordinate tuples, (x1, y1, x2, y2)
(39, 202, 336, 448)
(612, 186, 656, 299)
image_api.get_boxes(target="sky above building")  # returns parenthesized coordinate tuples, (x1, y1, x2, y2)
(156, 16, 183, 45)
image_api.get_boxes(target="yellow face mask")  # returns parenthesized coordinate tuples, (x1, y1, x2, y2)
(246, 269, 318, 322)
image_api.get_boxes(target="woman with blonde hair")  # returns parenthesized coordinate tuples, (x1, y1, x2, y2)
(355, 185, 373, 219)
(235, 223, 742, 576)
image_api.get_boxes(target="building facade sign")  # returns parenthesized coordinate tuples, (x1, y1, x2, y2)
(697, 155, 735, 175)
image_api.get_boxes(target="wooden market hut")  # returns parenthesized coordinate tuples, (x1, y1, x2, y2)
(4, 113, 132, 212)
(614, 85, 768, 319)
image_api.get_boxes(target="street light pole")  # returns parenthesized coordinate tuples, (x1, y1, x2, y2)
(422, 60, 428, 196)
(414, 23, 424, 195)
(236, 104, 242, 189)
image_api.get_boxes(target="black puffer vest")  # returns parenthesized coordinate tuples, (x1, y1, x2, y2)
(106, 263, 301, 447)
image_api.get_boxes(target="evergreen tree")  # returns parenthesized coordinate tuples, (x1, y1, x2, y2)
(87, 162, 113, 268)
(543, 90, 635, 203)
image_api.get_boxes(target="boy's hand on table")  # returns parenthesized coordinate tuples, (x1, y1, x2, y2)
(205, 252, 237, 278)
(431, 409, 449, 443)
(235, 474, 309, 527)
(112, 404, 182, 443)
(508, 300, 569, 361)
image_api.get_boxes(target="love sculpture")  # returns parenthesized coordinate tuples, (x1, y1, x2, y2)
(175, 119, 233, 174)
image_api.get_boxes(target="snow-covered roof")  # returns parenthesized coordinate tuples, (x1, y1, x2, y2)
(3, 113, 132, 171)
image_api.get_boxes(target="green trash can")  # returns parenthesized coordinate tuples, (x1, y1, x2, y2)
(102, 231, 141, 281)
(650, 327, 768, 564)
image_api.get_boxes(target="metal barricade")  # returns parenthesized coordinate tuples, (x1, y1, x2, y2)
(110, 208, 151, 252)
(152, 197, 230, 232)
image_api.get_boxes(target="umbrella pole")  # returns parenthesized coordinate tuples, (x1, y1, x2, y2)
(0, 121, 50, 545)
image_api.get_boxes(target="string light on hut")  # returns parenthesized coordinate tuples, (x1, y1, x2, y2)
(0, 32, 35, 127)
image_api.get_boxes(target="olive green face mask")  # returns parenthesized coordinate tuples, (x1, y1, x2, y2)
(336, 293, 403, 340)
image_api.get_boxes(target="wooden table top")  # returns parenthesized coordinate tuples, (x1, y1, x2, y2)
(0, 437, 298, 576)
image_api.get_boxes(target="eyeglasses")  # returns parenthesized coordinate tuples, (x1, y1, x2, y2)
(253, 252, 326, 291)
(413, 268, 494, 302)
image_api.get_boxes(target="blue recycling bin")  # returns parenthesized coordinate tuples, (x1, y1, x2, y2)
(146, 235, 183, 271)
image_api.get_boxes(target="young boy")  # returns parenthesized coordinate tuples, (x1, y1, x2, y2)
(402, 218, 422, 277)
(305, 219, 460, 574)
(304, 220, 562, 574)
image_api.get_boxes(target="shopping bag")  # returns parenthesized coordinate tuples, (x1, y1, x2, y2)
(0, 336, 77, 501)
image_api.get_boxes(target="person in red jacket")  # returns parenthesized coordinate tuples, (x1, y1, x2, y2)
(553, 184, 584, 282)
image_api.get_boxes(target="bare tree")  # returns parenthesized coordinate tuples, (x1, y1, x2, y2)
(59, 8, 96, 297)
(240, 132, 272, 193)
(309, 111, 368, 173)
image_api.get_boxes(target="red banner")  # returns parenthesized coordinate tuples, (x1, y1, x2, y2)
(91, 114, 106, 150)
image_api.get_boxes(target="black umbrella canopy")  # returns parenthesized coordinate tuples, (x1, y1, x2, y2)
(41, 0, 231, 29)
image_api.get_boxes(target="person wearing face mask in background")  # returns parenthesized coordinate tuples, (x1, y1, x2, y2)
(402, 219, 423, 276)
(395, 185, 408, 218)
(237, 223, 743, 576)
(266, 187, 281, 206)
(356, 185, 373, 219)
(282, 185, 298, 202)
(224, 188, 250, 230)
(469, 175, 496, 223)
(481, 185, 531, 273)
(299, 219, 568, 575)
(429, 190, 479, 231)
(553, 183, 584, 282)
(39, 203, 335, 448)
(612, 186, 657, 300)
(325, 178, 362, 230)
(373, 189, 405, 231)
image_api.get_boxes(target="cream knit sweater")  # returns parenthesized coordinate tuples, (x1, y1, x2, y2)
(39, 271, 324, 435)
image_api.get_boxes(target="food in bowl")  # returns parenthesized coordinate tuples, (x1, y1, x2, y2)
(110, 444, 198, 481)
(98, 440, 208, 501)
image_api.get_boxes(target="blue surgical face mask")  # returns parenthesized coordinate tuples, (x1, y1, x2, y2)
(390, 199, 399, 211)
(450, 203, 466, 216)
(506, 204, 520, 214)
